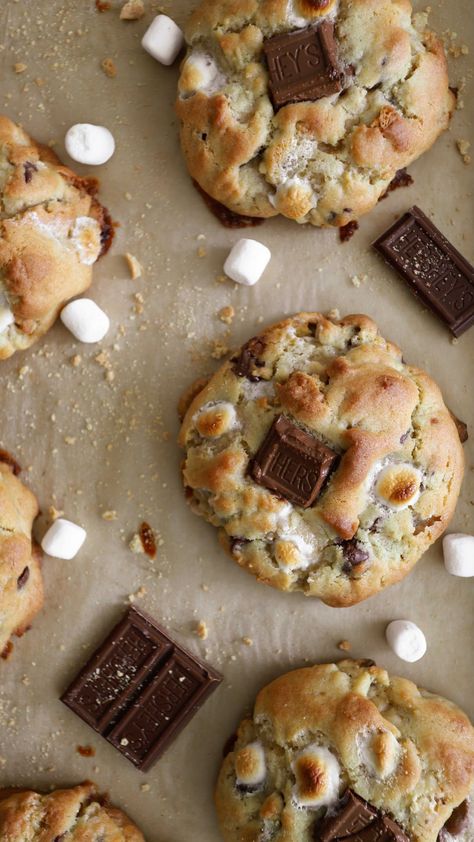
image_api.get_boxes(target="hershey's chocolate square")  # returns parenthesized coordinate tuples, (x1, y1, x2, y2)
(263, 22, 343, 109)
(249, 414, 337, 507)
(374, 206, 474, 336)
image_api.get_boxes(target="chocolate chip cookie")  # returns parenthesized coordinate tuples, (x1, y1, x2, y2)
(0, 782, 144, 840)
(178, 312, 464, 606)
(0, 452, 42, 657)
(0, 116, 112, 359)
(215, 660, 474, 842)
(176, 0, 454, 226)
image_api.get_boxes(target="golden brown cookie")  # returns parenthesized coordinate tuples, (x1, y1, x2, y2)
(0, 782, 144, 841)
(0, 452, 42, 657)
(177, 0, 454, 227)
(215, 660, 474, 842)
(179, 312, 464, 606)
(0, 115, 113, 359)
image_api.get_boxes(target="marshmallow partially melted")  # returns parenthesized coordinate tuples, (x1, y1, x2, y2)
(357, 729, 401, 779)
(292, 745, 340, 809)
(194, 401, 238, 438)
(375, 463, 422, 510)
(71, 217, 102, 265)
(179, 52, 227, 97)
(235, 741, 266, 788)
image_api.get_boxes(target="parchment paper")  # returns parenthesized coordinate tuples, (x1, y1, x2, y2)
(0, 2, 472, 840)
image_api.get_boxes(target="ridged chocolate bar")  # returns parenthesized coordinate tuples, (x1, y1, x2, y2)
(374, 206, 474, 337)
(61, 607, 222, 771)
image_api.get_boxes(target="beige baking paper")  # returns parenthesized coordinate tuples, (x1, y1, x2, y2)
(0, 1, 472, 840)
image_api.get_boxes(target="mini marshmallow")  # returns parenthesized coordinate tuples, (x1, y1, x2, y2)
(358, 729, 400, 779)
(386, 620, 427, 663)
(235, 742, 266, 788)
(41, 518, 86, 560)
(60, 299, 110, 343)
(375, 463, 422, 510)
(443, 533, 474, 577)
(292, 745, 340, 809)
(0, 306, 14, 334)
(224, 239, 271, 287)
(194, 402, 238, 438)
(142, 15, 184, 66)
(65, 123, 115, 166)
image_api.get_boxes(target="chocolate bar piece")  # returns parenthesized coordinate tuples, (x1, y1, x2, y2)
(61, 607, 222, 771)
(314, 789, 410, 842)
(374, 206, 474, 337)
(263, 22, 343, 110)
(249, 414, 338, 508)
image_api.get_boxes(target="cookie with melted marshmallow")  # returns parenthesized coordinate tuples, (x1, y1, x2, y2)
(215, 660, 474, 842)
(0, 116, 112, 359)
(0, 782, 144, 841)
(178, 312, 464, 606)
(176, 0, 454, 227)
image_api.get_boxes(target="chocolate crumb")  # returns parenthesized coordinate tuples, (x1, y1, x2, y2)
(193, 181, 265, 229)
(379, 168, 414, 201)
(76, 745, 96, 757)
(16, 567, 30, 590)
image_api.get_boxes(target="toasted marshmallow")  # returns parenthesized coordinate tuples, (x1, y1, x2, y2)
(179, 52, 226, 97)
(386, 620, 427, 663)
(235, 741, 266, 788)
(443, 534, 474, 577)
(375, 464, 422, 510)
(60, 299, 110, 344)
(71, 217, 102, 265)
(224, 239, 271, 286)
(292, 745, 340, 809)
(142, 15, 184, 66)
(41, 518, 86, 560)
(0, 304, 14, 334)
(358, 729, 400, 779)
(269, 178, 316, 219)
(274, 532, 314, 570)
(65, 123, 115, 166)
(194, 402, 238, 438)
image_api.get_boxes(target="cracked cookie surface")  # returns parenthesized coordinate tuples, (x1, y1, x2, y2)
(0, 782, 144, 841)
(215, 660, 474, 842)
(0, 453, 42, 657)
(0, 116, 112, 359)
(178, 312, 463, 606)
(176, 0, 454, 227)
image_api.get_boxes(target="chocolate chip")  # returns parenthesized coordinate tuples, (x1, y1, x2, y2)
(23, 161, 38, 183)
(400, 430, 410, 443)
(339, 220, 359, 242)
(438, 799, 470, 839)
(17, 567, 30, 589)
(340, 539, 369, 573)
(229, 537, 250, 555)
(231, 336, 267, 381)
(378, 168, 414, 202)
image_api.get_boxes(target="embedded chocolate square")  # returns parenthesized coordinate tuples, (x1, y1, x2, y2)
(249, 414, 337, 507)
(263, 22, 343, 109)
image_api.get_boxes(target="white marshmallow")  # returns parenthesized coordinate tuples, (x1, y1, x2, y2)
(224, 239, 271, 286)
(41, 518, 87, 560)
(443, 533, 474, 577)
(60, 299, 110, 344)
(292, 745, 340, 809)
(142, 15, 184, 66)
(180, 52, 226, 96)
(0, 306, 14, 334)
(65, 123, 115, 166)
(357, 729, 400, 779)
(194, 402, 238, 437)
(235, 741, 266, 788)
(386, 620, 427, 663)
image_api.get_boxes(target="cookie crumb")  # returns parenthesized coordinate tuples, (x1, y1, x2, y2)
(218, 305, 235, 325)
(242, 636, 253, 646)
(210, 339, 229, 360)
(120, 0, 145, 19)
(197, 246, 207, 258)
(215, 274, 227, 284)
(338, 639, 352, 652)
(195, 620, 209, 640)
(48, 506, 64, 521)
(102, 510, 117, 521)
(101, 58, 117, 78)
(456, 139, 471, 165)
(124, 252, 142, 280)
(71, 354, 82, 367)
(129, 533, 144, 554)
(13, 62, 27, 73)
(140, 782, 151, 792)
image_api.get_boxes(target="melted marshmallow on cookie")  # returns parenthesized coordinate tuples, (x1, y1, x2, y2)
(292, 745, 340, 809)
